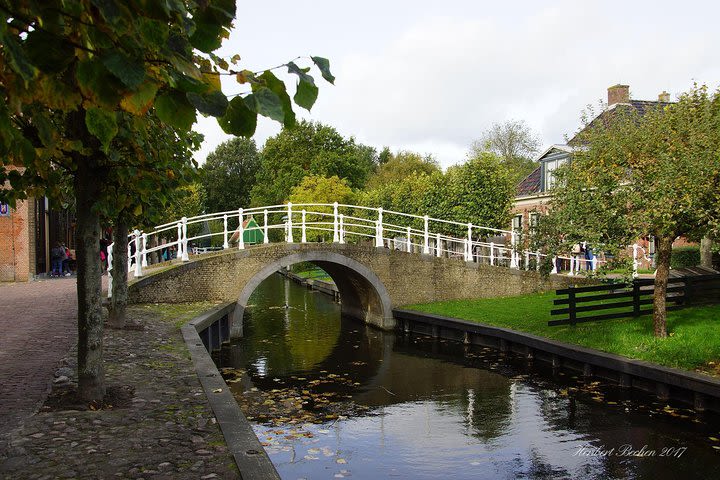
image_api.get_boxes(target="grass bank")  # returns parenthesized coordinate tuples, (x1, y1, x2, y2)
(405, 292, 720, 374)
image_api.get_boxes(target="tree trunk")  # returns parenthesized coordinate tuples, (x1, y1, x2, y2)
(652, 235, 673, 338)
(108, 218, 129, 329)
(75, 160, 106, 402)
(700, 236, 713, 269)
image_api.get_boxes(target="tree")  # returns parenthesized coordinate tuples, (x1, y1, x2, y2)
(288, 175, 354, 241)
(250, 120, 377, 206)
(472, 120, 541, 184)
(200, 137, 260, 213)
(365, 150, 439, 189)
(542, 85, 720, 337)
(0, 0, 333, 402)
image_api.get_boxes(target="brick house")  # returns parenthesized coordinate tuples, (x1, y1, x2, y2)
(0, 195, 75, 282)
(511, 84, 679, 268)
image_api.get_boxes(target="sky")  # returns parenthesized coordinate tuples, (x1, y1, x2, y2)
(193, 0, 720, 169)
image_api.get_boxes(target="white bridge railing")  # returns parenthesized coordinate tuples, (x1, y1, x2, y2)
(106, 203, 605, 297)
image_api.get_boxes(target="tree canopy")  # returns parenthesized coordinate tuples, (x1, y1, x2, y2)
(0, 0, 334, 401)
(365, 150, 440, 189)
(540, 84, 720, 337)
(250, 120, 377, 206)
(288, 174, 354, 242)
(200, 137, 260, 213)
(472, 119, 541, 184)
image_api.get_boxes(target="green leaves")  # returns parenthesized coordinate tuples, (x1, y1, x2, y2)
(24, 30, 75, 74)
(85, 108, 118, 151)
(251, 71, 295, 127)
(102, 52, 146, 89)
(186, 90, 228, 117)
(288, 62, 318, 111)
(218, 97, 257, 137)
(0, 30, 36, 82)
(120, 82, 159, 115)
(246, 88, 285, 123)
(189, 19, 224, 53)
(155, 91, 197, 130)
(76, 59, 123, 108)
(311, 56, 335, 85)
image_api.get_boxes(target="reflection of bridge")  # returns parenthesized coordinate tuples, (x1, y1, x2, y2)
(119, 204, 581, 336)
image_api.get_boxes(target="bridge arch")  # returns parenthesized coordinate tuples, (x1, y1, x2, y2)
(231, 250, 394, 337)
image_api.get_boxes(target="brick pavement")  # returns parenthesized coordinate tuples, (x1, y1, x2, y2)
(0, 278, 79, 438)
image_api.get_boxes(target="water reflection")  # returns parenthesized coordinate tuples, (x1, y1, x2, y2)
(217, 273, 720, 479)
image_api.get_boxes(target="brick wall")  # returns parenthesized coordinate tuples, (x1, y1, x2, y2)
(0, 199, 31, 282)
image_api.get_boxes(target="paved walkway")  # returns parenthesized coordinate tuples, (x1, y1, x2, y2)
(0, 277, 79, 437)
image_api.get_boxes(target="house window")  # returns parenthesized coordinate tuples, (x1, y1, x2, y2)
(529, 212, 539, 230)
(512, 214, 523, 232)
(543, 157, 568, 191)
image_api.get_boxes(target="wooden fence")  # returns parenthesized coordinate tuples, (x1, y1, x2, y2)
(549, 273, 720, 326)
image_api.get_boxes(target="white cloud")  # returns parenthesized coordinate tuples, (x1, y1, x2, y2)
(193, 0, 720, 169)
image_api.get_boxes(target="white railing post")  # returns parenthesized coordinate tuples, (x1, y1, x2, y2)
(465, 223, 472, 262)
(436, 232, 442, 258)
(107, 243, 113, 299)
(339, 214, 345, 244)
(633, 243, 639, 278)
(375, 207, 383, 247)
(490, 242, 495, 266)
(525, 251, 530, 271)
(510, 231, 518, 269)
(301, 209, 307, 243)
(551, 256, 558, 274)
(181, 218, 189, 261)
(127, 237, 133, 272)
(238, 208, 245, 250)
(286, 203, 294, 243)
(223, 214, 229, 249)
(333, 202, 339, 243)
(134, 229, 143, 276)
(423, 215, 430, 254)
(569, 256, 576, 276)
(141, 233, 148, 268)
(176, 221, 182, 261)
(406, 226, 412, 253)
(263, 209, 269, 243)
(536, 252, 541, 271)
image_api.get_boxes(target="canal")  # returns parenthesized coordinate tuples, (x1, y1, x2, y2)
(216, 273, 720, 479)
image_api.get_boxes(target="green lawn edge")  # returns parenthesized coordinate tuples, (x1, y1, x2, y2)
(405, 292, 720, 374)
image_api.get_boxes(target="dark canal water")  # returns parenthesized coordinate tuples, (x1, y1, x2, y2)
(216, 273, 720, 479)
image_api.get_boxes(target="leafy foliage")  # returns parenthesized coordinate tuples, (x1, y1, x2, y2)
(365, 150, 440, 189)
(538, 84, 720, 337)
(200, 137, 260, 214)
(250, 121, 377, 206)
(472, 120, 541, 184)
(288, 175, 354, 241)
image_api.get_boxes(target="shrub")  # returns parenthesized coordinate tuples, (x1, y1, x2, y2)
(670, 246, 700, 269)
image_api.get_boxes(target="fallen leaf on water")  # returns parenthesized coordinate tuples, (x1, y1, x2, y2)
(212, 388, 222, 393)
(336, 458, 347, 464)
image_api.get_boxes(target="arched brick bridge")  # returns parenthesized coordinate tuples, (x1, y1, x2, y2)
(128, 243, 581, 337)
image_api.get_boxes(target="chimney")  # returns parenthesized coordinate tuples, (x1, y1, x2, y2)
(607, 84, 630, 106)
(658, 90, 670, 102)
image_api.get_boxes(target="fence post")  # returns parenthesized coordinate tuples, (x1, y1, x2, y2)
(339, 214, 345, 244)
(465, 223, 472, 262)
(436, 232, 442, 258)
(175, 221, 182, 261)
(263, 209, 269, 243)
(423, 215, 430, 254)
(107, 244, 113, 299)
(568, 287, 576, 325)
(238, 208, 245, 250)
(406, 226, 412, 253)
(301, 209, 307, 243)
(375, 207, 383, 247)
(632, 281, 640, 316)
(286, 203, 293, 243)
(551, 256, 558, 274)
(536, 252, 541, 271)
(134, 229, 143, 276)
(181, 218, 189, 261)
(489, 242, 495, 266)
(333, 202, 339, 243)
(510, 231, 518, 269)
(141, 233, 148, 267)
(223, 214, 229, 249)
(525, 251, 529, 271)
(127, 238, 133, 272)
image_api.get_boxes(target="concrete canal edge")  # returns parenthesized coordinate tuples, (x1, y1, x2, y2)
(181, 303, 281, 480)
(393, 308, 720, 413)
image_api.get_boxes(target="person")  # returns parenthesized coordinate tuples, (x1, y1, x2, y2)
(61, 243, 72, 276)
(100, 236, 109, 272)
(50, 242, 65, 277)
(585, 244, 595, 271)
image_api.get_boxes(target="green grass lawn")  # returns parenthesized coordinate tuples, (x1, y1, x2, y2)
(290, 267, 333, 283)
(405, 292, 720, 374)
